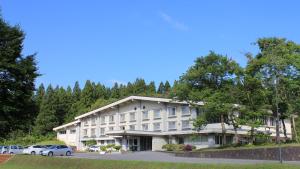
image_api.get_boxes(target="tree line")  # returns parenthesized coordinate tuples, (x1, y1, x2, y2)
(1, 15, 300, 144)
(33, 79, 172, 136)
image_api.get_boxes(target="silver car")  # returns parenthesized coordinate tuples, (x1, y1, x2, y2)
(23, 145, 47, 155)
(8, 145, 24, 154)
(41, 145, 72, 156)
(0, 146, 8, 154)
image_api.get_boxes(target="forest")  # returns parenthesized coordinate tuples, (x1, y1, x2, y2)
(1, 14, 300, 144)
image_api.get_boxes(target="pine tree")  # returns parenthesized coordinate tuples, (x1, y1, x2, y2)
(72, 81, 81, 102)
(164, 81, 171, 95)
(147, 81, 156, 96)
(157, 82, 165, 94)
(0, 15, 39, 138)
(34, 85, 59, 135)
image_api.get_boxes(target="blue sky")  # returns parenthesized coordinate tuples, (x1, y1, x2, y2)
(1, 0, 300, 88)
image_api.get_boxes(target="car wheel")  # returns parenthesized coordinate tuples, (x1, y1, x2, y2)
(3, 151, 6, 154)
(48, 152, 53, 157)
(10, 152, 13, 154)
(66, 151, 71, 156)
(31, 151, 36, 155)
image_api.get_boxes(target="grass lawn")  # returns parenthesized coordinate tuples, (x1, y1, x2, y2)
(0, 155, 299, 169)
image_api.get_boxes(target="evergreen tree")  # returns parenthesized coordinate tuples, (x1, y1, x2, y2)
(110, 83, 120, 98)
(81, 80, 96, 107)
(72, 81, 81, 102)
(133, 78, 147, 95)
(0, 15, 39, 138)
(164, 81, 171, 95)
(157, 82, 165, 94)
(34, 85, 58, 135)
(35, 83, 45, 110)
(147, 81, 156, 96)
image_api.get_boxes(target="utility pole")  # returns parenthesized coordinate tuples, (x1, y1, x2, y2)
(274, 74, 282, 163)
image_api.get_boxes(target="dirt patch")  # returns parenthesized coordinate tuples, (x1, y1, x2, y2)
(0, 155, 13, 164)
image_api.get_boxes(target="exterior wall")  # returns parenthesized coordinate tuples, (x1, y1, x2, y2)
(152, 136, 168, 151)
(54, 97, 294, 151)
(56, 125, 77, 146)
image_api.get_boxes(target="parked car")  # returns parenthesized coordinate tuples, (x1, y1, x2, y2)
(0, 146, 8, 154)
(23, 145, 47, 155)
(88, 145, 100, 152)
(41, 145, 72, 157)
(8, 145, 24, 154)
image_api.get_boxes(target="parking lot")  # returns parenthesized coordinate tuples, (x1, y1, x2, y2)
(63, 151, 300, 165)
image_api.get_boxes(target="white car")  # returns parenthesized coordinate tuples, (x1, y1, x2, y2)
(88, 145, 100, 152)
(0, 146, 8, 154)
(8, 145, 24, 154)
(23, 145, 47, 155)
(41, 145, 72, 156)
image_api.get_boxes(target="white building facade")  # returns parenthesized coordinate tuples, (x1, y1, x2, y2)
(53, 96, 292, 151)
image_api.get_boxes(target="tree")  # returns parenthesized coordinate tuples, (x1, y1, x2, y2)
(147, 81, 156, 96)
(0, 16, 39, 138)
(35, 83, 45, 111)
(34, 85, 59, 135)
(164, 81, 171, 95)
(247, 38, 300, 142)
(173, 51, 242, 145)
(72, 81, 81, 102)
(157, 82, 165, 94)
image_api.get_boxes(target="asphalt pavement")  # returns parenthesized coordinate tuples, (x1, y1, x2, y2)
(62, 151, 300, 165)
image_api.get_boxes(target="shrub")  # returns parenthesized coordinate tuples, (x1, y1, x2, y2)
(175, 144, 185, 151)
(183, 144, 195, 151)
(162, 144, 196, 151)
(106, 144, 115, 149)
(100, 146, 107, 152)
(162, 144, 175, 151)
(114, 145, 122, 151)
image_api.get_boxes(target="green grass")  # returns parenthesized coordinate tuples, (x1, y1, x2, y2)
(0, 155, 299, 169)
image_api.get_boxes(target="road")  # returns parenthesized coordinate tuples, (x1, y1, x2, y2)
(63, 151, 300, 165)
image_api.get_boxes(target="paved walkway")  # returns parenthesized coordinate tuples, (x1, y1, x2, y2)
(65, 151, 300, 164)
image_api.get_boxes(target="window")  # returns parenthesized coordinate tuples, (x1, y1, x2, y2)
(59, 130, 66, 134)
(83, 129, 88, 137)
(101, 116, 106, 124)
(84, 120, 89, 126)
(100, 140, 105, 145)
(129, 125, 135, 131)
(120, 126, 125, 130)
(91, 128, 96, 137)
(109, 115, 114, 123)
(100, 128, 105, 136)
(109, 126, 114, 131)
(91, 118, 96, 126)
(153, 109, 161, 119)
(142, 111, 149, 120)
(153, 123, 161, 131)
(185, 136, 208, 145)
(168, 121, 176, 130)
(120, 114, 126, 122)
(182, 120, 190, 129)
(107, 140, 115, 144)
(130, 112, 136, 121)
(70, 129, 76, 134)
(181, 106, 190, 115)
(142, 124, 149, 131)
(168, 107, 176, 117)
(215, 135, 222, 145)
